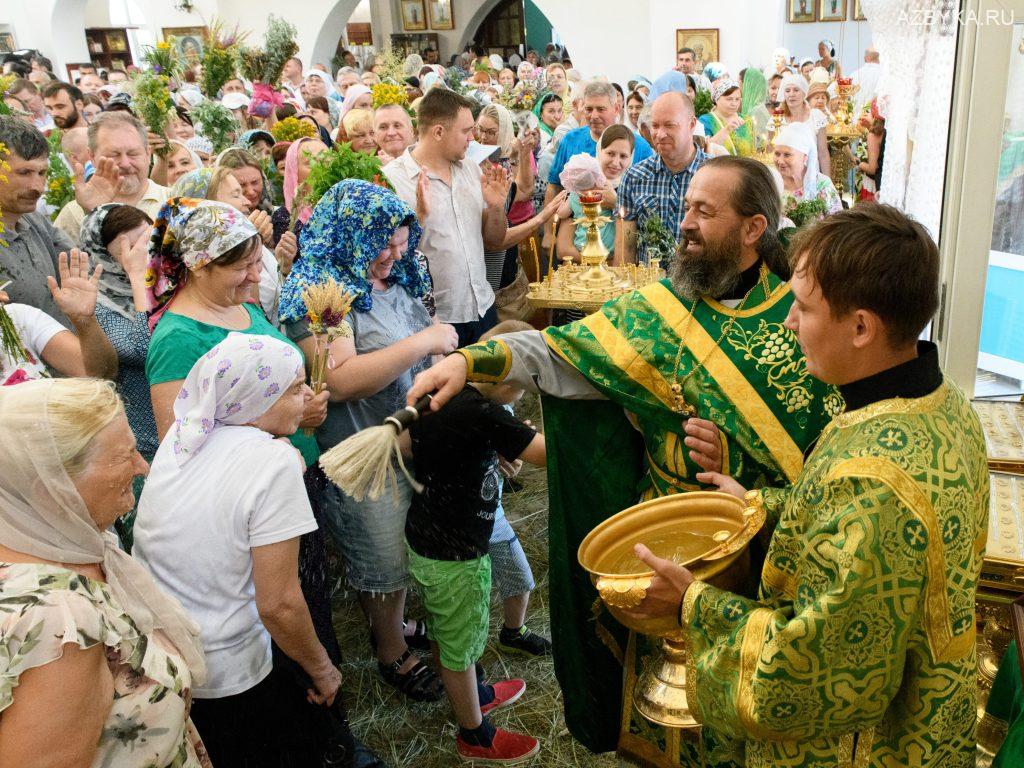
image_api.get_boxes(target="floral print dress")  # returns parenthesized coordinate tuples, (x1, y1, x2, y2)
(0, 562, 211, 768)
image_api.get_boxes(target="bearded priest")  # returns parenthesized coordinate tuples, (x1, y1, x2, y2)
(407, 156, 841, 766)
(626, 203, 989, 768)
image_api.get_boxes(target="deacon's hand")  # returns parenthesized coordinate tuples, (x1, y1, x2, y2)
(684, 417, 723, 473)
(407, 352, 468, 410)
(620, 543, 694, 623)
(695, 472, 748, 500)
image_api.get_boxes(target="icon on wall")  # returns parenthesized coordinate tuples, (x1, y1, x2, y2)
(429, 0, 455, 31)
(788, 0, 817, 22)
(818, 0, 848, 22)
(853, 0, 866, 20)
(401, 0, 428, 32)
(674, 29, 720, 74)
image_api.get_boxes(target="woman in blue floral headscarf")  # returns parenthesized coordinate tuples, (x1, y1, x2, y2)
(281, 180, 457, 703)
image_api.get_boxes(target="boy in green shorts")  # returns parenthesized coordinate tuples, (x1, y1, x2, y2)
(400, 348, 546, 764)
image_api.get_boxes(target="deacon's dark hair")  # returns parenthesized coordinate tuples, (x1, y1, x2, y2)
(42, 81, 83, 102)
(703, 156, 786, 277)
(790, 204, 939, 346)
(416, 87, 476, 131)
(100, 205, 153, 249)
(0, 115, 49, 161)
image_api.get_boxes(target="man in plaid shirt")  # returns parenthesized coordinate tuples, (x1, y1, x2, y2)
(618, 92, 706, 266)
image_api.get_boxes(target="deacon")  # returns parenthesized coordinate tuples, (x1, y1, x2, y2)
(627, 204, 989, 767)
(408, 156, 840, 766)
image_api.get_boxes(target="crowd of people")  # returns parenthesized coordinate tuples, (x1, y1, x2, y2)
(0, 27, 992, 768)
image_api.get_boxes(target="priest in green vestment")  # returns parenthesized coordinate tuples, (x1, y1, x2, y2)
(407, 157, 840, 766)
(625, 203, 990, 767)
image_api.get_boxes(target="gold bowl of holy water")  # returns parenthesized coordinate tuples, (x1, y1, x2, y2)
(578, 490, 766, 728)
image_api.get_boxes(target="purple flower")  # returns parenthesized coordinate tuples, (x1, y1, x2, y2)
(248, 338, 265, 351)
(264, 383, 280, 397)
(200, 418, 214, 433)
(216, 359, 232, 378)
(177, 388, 189, 400)
(225, 402, 242, 416)
(257, 365, 271, 380)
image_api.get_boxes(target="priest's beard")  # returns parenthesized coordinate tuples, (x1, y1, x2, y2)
(669, 230, 745, 302)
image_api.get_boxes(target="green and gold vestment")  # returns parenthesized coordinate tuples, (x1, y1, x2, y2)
(458, 272, 838, 761)
(681, 374, 989, 767)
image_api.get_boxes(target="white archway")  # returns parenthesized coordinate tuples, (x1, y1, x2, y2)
(310, 0, 364, 72)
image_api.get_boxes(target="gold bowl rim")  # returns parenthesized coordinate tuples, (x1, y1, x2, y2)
(577, 491, 747, 579)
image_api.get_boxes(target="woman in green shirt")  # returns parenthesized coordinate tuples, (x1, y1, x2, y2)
(143, 198, 342, 670)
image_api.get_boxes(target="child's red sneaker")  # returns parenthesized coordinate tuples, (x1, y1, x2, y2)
(480, 678, 526, 716)
(456, 727, 539, 764)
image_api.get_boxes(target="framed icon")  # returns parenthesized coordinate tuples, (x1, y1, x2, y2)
(429, 0, 454, 31)
(788, 0, 816, 22)
(819, 0, 848, 22)
(853, 0, 866, 20)
(674, 29, 720, 74)
(401, 0, 427, 32)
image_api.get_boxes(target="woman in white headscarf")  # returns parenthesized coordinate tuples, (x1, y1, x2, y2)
(777, 72, 831, 176)
(772, 121, 842, 216)
(134, 332, 369, 766)
(0, 378, 210, 767)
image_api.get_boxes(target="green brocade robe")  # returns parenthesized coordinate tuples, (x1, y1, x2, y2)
(681, 382, 989, 767)
(458, 274, 839, 761)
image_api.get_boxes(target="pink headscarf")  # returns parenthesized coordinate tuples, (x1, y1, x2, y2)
(339, 84, 372, 121)
(284, 137, 317, 225)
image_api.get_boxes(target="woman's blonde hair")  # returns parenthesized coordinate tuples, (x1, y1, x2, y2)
(204, 166, 238, 202)
(342, 108, 374, 137)
(479, 103, 514, 157)
(46, 379, 125, 478)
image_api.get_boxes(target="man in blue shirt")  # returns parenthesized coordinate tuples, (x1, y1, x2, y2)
(617, 91, 707, 266)
(544, 80, 653, 210)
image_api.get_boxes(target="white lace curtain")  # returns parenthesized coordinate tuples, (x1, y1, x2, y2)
(863, 0, 957, 239)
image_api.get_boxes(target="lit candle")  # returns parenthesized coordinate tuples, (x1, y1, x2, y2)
(548, 215, 559, 283)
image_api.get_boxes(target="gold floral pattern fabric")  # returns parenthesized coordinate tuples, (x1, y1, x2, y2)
(684, 382, 989, 767)
(0, 562, 211, 768)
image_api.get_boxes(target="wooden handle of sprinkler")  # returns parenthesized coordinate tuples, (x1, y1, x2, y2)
(385, 394, 434, 433)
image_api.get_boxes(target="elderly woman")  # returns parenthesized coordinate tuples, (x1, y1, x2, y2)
(340, 84, 373, 123)
(135, 333, 373, 766)
(773, 122, 842, 216)
(0, 378, 209, 767)
(280, 180, 457, 702)
(340, 108, 377, 153)
(151, 138, 202, 187)
(304, 70, 341, 125)
(699, 79, 756, 156)
(778, 72, 831, 176)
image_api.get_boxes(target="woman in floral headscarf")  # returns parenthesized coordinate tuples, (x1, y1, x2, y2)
(143, 198, 340, 711)
(280, 180, 456, 703)
(135, 332, 378, 767)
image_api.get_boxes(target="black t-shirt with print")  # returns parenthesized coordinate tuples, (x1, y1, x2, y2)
(406, 387, 536, 561)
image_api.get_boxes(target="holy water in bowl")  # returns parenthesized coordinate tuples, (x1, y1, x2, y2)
(599, 525, 733, 575)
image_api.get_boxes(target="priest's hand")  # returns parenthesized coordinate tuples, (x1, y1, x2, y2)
(695, 471, 747, 500)
(621, 543, 694, 623)
(684, 417, 723, 473)
(407, 351, 467, 410)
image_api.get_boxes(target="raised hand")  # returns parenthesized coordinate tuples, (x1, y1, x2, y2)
(539, 189, 569, 221)
(694, 471, 748, 499)
(47, 250, 102, 324)
(481, 163, 512, 209)
(73, 157, 120, 213)
(275, 231, 298, 277)
(684, 417, 723, 473)
(147, 130, 168, 156)
(377, 149, 396, 166)
(407, 351, 468, 410)
(415, 170, 431, 224)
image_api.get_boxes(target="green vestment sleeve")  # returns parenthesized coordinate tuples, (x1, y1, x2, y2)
(683, 476, 925, 746)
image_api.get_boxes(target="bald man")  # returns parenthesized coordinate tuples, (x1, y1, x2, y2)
(60, 127, 92, 174)
(617, 91, 707, 265)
